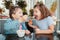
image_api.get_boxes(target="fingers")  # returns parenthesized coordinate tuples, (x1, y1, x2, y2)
(25, 30, 30, 35)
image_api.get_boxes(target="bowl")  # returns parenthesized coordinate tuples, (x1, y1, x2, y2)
(16, 30, 25, 37)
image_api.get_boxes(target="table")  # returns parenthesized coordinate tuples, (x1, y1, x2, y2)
(35, 34, 54, 40)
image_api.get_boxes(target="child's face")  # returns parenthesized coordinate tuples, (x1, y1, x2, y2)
(33, 7, 41, 20)
(13, 8, 23, 19)
(23, 15, 28, 21)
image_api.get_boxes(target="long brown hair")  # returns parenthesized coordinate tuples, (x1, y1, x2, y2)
(34, 2, 51, 19)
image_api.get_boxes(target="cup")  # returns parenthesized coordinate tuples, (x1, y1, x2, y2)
(16, 30, 25, 37)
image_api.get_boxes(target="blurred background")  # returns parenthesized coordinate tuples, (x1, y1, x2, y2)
(0, 0, 59, 19)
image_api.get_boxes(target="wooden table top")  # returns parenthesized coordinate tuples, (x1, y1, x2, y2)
(35, 34, 53, 40)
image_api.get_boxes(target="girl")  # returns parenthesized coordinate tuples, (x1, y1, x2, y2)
(28, 3, 54, 34)
(4, 6, 30, 40)
(23, 13, 34, 40)
(23, 13, 34, 33)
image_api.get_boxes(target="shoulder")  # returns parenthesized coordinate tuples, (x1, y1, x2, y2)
(46, 16, 53, 21)
(5, 19, 19, 25)
(47, 16, 52, 19)
(46, 16, 54, 26)
(5, 19, 12, 23)
(46, 16, 54, 23)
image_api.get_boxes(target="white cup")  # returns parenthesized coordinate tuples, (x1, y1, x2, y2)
(16, 30, 25, 37)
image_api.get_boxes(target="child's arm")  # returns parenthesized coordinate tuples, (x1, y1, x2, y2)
(28, 23, 38, 29)
(35, 16, 54, 34)
(35, 25, 54, 34)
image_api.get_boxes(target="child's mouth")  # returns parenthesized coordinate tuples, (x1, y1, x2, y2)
(35, 15, 38, 19)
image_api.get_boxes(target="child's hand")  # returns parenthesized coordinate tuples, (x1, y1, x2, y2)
(25, 30, 30, 35)
(28, 19, 32, 25)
